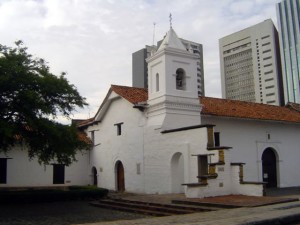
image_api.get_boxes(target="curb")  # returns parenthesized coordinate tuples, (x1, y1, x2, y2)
(240, 213, 300, 225)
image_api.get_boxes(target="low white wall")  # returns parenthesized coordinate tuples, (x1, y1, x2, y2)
(0, 147, 89, 187)
(231, 165, 264, 196)
(186, 149, 232, 198)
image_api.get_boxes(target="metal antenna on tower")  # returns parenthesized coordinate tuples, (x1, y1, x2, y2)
(152, 22, 156, 46)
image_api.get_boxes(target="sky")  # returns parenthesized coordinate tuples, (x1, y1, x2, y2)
(0, 0, 279, 123)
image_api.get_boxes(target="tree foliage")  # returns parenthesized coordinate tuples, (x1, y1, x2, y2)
(0, 41, 91, 165)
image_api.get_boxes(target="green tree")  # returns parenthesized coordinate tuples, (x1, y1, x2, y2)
(0, 41, 91, 165)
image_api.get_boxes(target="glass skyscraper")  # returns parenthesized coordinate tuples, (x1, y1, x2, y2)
(276, 0, 300, 103)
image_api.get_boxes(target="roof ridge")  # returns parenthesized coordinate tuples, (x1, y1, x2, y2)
(78, 86, 300, 129)
(200, 96, 285, 109)
(111, 84, 147, 90)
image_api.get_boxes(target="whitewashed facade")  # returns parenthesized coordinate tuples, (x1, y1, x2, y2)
(202, 115, 300, 188)
(1, 27, 300, 198)
(80, 28, 268, 197)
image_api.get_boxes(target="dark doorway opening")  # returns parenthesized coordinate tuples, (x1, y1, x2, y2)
(92, 167, 98, 186)
(198, 155, 208, 182)
(53, 164, 65, 184)
(0, 158, 8, 184)
(116, 161, 125, 192)
(262, 148, 277, 188)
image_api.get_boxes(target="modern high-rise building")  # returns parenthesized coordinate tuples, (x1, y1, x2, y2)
(177, 39, 205, 96)
(276, 0, 300, 104)
(219, 19, 284, 105)
(132, 38, 205, 96)
(132, 45, 157, 89)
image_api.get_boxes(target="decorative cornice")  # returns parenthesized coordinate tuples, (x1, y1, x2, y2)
(146, 47, 198, 63)
(161, 124, 215, 134)
(147, 100, 201, 114)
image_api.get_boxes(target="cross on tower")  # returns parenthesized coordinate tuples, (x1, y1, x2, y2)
(169, 13, 172, 28)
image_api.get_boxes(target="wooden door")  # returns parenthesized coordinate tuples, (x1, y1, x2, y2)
(116, 161, 125, 192)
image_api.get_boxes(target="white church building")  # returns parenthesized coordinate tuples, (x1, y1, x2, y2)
(1, 27, 300, 198)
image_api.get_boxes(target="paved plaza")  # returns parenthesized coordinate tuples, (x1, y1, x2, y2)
(0, 201, 147, 225)
(0, 187, 299, 225)
(81, 187, 300, 225)
(77, 201, 300, 225)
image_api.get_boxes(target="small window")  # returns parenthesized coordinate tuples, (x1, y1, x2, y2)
(156, 73, 159, 92)
(114, 122, 124, 136)
(261, 35, 270, 40)
(198, 155, 208, 182)
(176, 68, 186, 90)
(117, 125, 121, 135)
(53, 164, 65, 184)
(214, 132, 220, 147)
(136, 163, 141, 175)
(0, 158, 8, 184)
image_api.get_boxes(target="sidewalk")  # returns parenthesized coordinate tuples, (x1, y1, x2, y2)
(76, 187, 300, 225)
(74, 201, 300, 225)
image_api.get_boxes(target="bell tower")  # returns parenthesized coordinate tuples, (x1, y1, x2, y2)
(146, 27, 201, 130)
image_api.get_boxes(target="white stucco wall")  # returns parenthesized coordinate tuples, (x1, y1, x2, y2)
(86, 92, 268, 197)
(143, 125, 209, 194)
(0, 146, 89, 187)
(86, 95, 145, 193)
(230, 165, 264, 196)
(202, 116, 300, 188)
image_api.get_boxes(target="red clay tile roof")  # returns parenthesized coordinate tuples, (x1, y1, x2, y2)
(77, 131, 92, 144)
(77, 117, 95, 127)
(77, 85, 300, 127)
(200, 96, 300, 123)
(111, 85, 148, 104)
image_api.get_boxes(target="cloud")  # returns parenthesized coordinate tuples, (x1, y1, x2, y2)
(228, 0, 256, 16)
(0, 0, 278, 122)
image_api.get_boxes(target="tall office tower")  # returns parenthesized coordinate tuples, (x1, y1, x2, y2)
(180, 39, 205, 96)
(132, 39, 205, 96)
(132, 45, 157, 89)
(276, 0, 300, 104)
(219, 19, 284, 105)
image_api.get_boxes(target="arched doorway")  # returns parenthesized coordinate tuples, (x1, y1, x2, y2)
(92, 167, 97, 186)
(171, 152, 184, 193)
(115, 161, 125, 192)
(262, 148, 278, 188)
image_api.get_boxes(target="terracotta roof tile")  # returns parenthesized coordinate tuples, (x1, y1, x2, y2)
(200, 96, 300, 123)
(78, 85, 300, 127)
(111, 85, 148, 104)
(77, 117, 94, 127)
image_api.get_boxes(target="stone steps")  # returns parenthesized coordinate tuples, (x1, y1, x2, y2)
(172, 199, 241, 209)
(112, 198, 212, 212)
(90, 198, 213, 217)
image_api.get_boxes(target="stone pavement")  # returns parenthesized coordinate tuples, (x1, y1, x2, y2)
(74, 201, 300, 225)
(75, 187, 300, 225)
